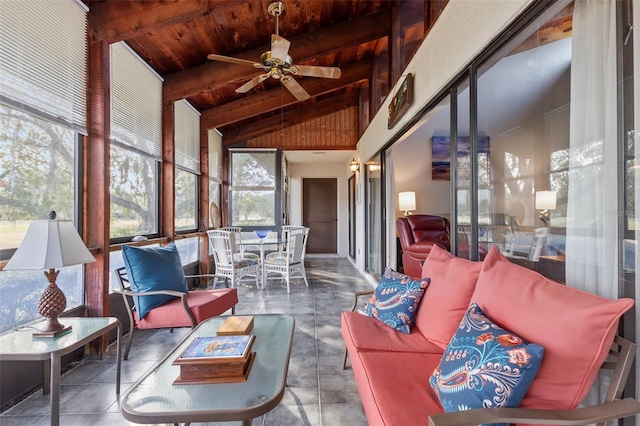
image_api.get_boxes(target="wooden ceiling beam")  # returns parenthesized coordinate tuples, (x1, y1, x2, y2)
(200, 61, 371, 130)
(164, 10, 391, 101)
(222, 91, 359, 146)
(88, 0, 245, 43)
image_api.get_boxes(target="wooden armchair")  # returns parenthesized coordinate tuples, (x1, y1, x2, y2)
(114, 267, 238, 359)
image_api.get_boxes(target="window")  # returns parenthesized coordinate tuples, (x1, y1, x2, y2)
(208, 130, 223, 228)
(229, 150, 278, 227)
(175, 169, 198, 231)
(110, 42, 162, 240)
(0, 0, 87, 332)
(174, 100, 200, 232)
(366, 153, 382, 278)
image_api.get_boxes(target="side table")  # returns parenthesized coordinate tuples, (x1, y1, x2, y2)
(0, 317, 121, 426)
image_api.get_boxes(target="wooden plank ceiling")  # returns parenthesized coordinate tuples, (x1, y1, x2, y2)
(83, 0, 441, 151)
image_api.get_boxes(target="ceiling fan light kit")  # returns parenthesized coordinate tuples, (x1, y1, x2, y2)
(207, 1, 341, 101)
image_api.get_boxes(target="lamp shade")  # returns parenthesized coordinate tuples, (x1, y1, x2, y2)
(4, 220, 95, 270)
(398, 191, 416, 212)
(535, 191, 557, 210)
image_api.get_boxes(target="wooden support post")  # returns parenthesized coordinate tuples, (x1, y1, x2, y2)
(161, 98, 176, 241)
(84, 38, 111, 355)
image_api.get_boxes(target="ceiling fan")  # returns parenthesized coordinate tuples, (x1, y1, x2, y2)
(207, 1, 341, 101)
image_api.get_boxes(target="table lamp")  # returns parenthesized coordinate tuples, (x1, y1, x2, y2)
(398, 191, 416, 216)
(535, 190, 556, 227)
(4, 211, 95, 337)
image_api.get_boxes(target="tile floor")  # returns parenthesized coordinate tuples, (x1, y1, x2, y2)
(0, 257, 373, 426)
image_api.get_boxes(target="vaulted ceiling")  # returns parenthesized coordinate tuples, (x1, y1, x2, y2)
(82, 0, 446, 151)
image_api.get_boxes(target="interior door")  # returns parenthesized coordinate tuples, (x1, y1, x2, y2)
(303, 178, 337, 253)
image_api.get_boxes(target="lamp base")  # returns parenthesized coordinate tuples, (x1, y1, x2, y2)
(34, 269, 71, 337)
(33, 322, 72, 338)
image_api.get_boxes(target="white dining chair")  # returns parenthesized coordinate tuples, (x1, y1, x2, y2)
(207, 230, 261, 289)
(263, 226, 310, 292)
(220, 226, 259, 261)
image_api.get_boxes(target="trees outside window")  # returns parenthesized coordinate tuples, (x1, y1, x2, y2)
(229, 151, 277, 227)
(0, 105, 83, 332)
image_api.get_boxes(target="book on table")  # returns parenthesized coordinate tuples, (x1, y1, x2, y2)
(216, 316, 254, 336)
(173, 335, 256, 384)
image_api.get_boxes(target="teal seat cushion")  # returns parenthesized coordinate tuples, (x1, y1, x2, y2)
(122, 243, 187, 319)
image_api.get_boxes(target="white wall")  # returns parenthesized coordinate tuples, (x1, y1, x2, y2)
(288, 162, 350, 257)
(352, 0, 533, 271)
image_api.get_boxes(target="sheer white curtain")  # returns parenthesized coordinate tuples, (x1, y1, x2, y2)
(566, 0, 618, 300)
(385, 150, 397, 271)
(634, 0, 640, 405)
(566, 0, 618, 411)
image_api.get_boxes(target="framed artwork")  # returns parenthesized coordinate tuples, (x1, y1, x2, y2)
(388, 73, 413, 129)
(431, 136, 490, 181)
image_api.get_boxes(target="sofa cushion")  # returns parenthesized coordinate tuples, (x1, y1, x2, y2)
(341, 311, 443, 354)
(416, 244, 482, 348)
(353, 351, 444, 426)
(122, 243, 187, 319)
(363, 269, 430, 334)
(472, 246, 634, 411)
(430, 303, 544, 424)
(134, 288, 239, 329)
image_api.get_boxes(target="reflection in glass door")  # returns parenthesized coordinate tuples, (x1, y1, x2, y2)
(348, 175, 356, 259)
(366, 153, 382, 278)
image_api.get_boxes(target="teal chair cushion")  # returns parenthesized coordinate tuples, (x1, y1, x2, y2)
(122, 243, 187, 319)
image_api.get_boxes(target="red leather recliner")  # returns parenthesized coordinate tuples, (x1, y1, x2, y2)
(397, 215, 451, 278)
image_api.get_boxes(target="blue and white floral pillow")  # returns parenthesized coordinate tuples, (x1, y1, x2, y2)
(429, 303, 544, 426)
(362, 268, 430, 334)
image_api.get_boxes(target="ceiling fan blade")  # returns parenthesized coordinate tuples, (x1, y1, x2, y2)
(271, 34, 291, 63)
(292, 65, 342, 79)
(236, 74, 270, 93)
(207, 53, 262, 68)
(281, 76, 310, 101)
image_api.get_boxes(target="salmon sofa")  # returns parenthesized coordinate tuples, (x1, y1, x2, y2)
(341, 245, 639, 426)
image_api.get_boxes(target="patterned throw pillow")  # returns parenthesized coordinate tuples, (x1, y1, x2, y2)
(362, 268, 430, 334)
(429, 303, 544, 426)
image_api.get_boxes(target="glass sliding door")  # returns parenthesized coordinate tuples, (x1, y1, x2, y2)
(455, 79, 474, 260)
(348, 175, 356, 259)
(475, 5, 572, 276)
(366, 153, 383, 278)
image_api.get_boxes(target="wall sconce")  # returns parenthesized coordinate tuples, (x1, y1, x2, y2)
(535, 190, 556, 227)
(398, 191, 416, 216)
(349, 158, 359, 173)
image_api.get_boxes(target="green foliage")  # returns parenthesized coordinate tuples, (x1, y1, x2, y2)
(0, 105, 74, 223)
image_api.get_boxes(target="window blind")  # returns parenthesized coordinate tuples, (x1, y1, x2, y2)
(0, 0, 87, 131)
(174, 99, 201, 173)
(208, 129, 223, 180)
(110, 42, 162, 158)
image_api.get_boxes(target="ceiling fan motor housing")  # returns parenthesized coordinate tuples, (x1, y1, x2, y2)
(260, 51, 293, 73)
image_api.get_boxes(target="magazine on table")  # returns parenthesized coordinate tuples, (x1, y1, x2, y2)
(174, 334, 255, 364)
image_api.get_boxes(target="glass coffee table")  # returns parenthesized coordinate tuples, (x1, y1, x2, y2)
(121, 314, 295, 425)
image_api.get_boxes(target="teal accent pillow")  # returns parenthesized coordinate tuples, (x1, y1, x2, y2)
(122, 243, 187, 319)
(429, 303, 544, 425)
(363, 268, 430, 334)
